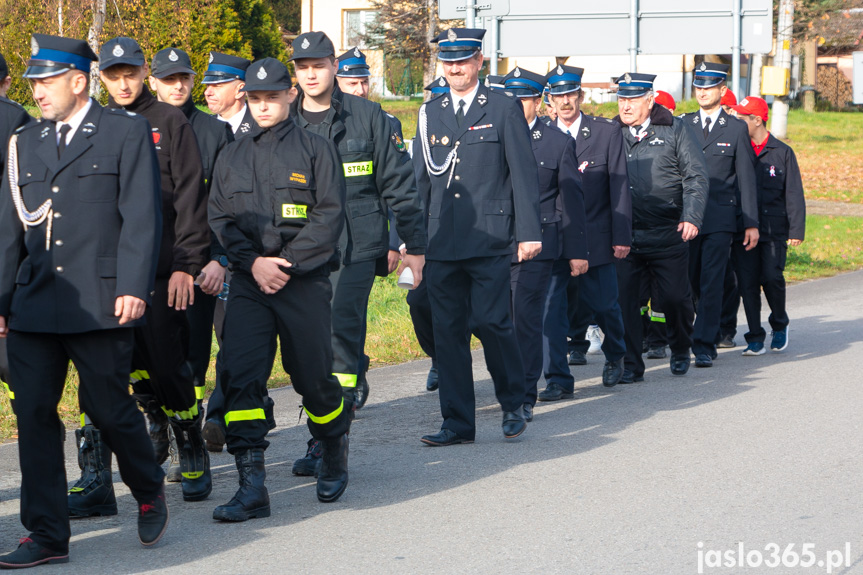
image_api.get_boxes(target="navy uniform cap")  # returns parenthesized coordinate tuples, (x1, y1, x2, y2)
(616, 72, 656, 98)
(0, 52, 7, 79)
(202, 52, 251, 85)
(434, 28, 484, 62)
(425, 75, 449, 94)
(336, 47, 370, 77)
(291, 32, 336, 61)
(545, 65, 584, 95)
(24, 34, 97, 79)
(244, 58, 292, 92)
(503, 67, 546, 98)
(151, 47, 195, 78)
(484, 74, 505, 90)
(99, 37, 145, 71)
(693, 61, 729, 88)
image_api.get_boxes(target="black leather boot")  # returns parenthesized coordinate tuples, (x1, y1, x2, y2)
(134, 393, 170, 465)
(68, 425, 117, 517)
(317, 434, 349, 503)
(165, 426, 182, 483)
(213, 449, 270, 521)
(170, 415, 212, 502)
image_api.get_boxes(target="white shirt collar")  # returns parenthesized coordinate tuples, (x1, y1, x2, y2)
(451, 82, 480, 116)
(221, 104, 248, 134)
(528, 117, 537, 130)
(56, 99, 93, 145)
(557, 112, 582, 139)
(699, 108, 721, 131)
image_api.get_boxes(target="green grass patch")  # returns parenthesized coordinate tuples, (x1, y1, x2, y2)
(785, 215, 863, 281)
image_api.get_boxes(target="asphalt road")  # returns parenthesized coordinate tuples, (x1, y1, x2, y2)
(1, 270, 862, 574)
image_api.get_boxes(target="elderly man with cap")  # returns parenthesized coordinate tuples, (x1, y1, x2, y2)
(0, 33, 168, 567)
(287, 31, 426, 473)
(539, 64, 631, 398)
(203, 52, 254, 138)
(414, 28, 540, 445)
(209, 57, 350, 518)
(730, 96, 805, 356)
(614, 72, 709, 382)
(503, 66, 587, 420)
(682, 62, 758, 368)
(66, 36, 212, 514)
(0, 52, 31, 391)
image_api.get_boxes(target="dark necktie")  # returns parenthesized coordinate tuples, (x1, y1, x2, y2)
(456, 99, 465, 127)
(702, 117, 711, 140)
(57, 124, 72, 158)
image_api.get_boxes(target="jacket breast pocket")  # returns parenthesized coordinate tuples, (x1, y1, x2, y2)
(225, 168, 255, 222)
(346, 197, 386, 251)
(17, 165, 47, 187)
(484, 199, 513, 250)
(462, 128, 500, 166)
(537, 156, 558, 192)
(274, 168, 316, 222)
(77, 156, 119, 202)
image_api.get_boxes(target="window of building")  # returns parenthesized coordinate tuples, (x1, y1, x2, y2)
(343, 9, 378, 49)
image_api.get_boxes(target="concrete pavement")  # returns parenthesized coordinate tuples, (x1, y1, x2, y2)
(1, 270, 862, 574)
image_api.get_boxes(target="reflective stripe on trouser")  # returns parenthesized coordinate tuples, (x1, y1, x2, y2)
(333, 373, 357, 388)
(219, 273, 350, 455)
(650, 310, 666, 323)
(329, 259, 376, 389)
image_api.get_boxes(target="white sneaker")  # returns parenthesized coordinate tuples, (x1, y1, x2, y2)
(586, 325, 604, 355)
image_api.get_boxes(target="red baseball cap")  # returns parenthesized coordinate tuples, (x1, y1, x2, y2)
(654, 90, 676, 111)
(721, 89, 737, 107)
(731, 96, 769, 122)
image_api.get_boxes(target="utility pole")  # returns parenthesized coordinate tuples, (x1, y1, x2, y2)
(772, 0, 794, 138)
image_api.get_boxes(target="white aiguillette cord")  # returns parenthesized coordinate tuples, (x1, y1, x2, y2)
(7, 134, 53, 251)
(418, 104, 460, 189)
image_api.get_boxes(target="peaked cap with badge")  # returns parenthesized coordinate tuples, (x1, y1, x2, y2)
(291, 31, 336, 60)
(202, 52, 251, 84)
(484, 74, 505, 91)
(503, 67, 546, 98)
(336, 47, 370, 77)
(151, 47, 195, 78)
(693, 61, 729, 89)
(545, 65, 584, 96)
(244, 58, 292, 92)
(433, 28, 484, 62)
(616, 72, 656, 98)
(24, 33, 97, 79)
(425, 75, 449, 95)
(98, 37, 145, 71)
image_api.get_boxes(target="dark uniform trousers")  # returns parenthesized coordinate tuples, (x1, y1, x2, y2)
(330, 259, 377, 392)
(186, 288, 223, 398)
(641, 272, 668, 349)
(688, 231, 733, 356)
(7, 328, 164, 552)
(427, 256, 525, 440)
(543, 259, 577, 391)
(129, 276, 198, 419)
(617, 245, 695, 377)
(406, 276, 437, 366)
(220, 272, 349, 453)
(566, 275, 594, 355)
(719, 258, 739, 340)
(733, 235, 789, 344)
(511, 259, 553, 404)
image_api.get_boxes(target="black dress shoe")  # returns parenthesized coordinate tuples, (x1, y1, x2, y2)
(537, 382, 574, 402)
(137, 487, 169, 546)
(425, 367, 439, 391)
(670, 354, 691, 375)
(620, 369, 644, 384)
(0, 538, 68, 569)
(695, 354, 713, 368)
(502, 411, 526, 439)
(568, 350, 587, 365)
(421, 429, 473, 446)
(522, 403, 534, 422)
(602, 358, 624, 387)
(646, 345, 667, 359)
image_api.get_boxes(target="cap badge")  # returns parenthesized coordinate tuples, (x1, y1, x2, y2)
(624, 73, 632, 84)
(556, 65, 564, 75)
(741, 98, 749, 106)
(514, 67, 521, 78)
(257, 66, 267, 80)
(30, 37, 39, 56)
(447, 29, 458, 42)
(169, 50, 179, 62)
(209, 52, 214, 63)
(699, 62, 707, 71)
(354, 47, 361, 58)
(439, 77, 446, 87)
(301, 37, 310, 50)
(484, 77, 490, 87)
(113, 44, 125, 57)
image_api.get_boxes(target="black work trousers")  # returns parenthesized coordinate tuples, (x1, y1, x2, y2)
(734, 237, 789, 343)
(220, 272, 349, 454)
(510, 259, 554, 405)
(426, 256, 525, 440)
(7, 329, 164, 552)
(330, 259, 377, 389)
(186, 286, 225, 403)
(617, 246, 694, 377)
(689, 232, 733, 357)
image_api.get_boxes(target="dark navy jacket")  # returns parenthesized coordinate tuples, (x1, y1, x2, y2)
(753, 134, 806, 241)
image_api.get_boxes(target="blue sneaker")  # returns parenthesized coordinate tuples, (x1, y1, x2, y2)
(770, 328, 789, 352)
(742, 342, 766, 356)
